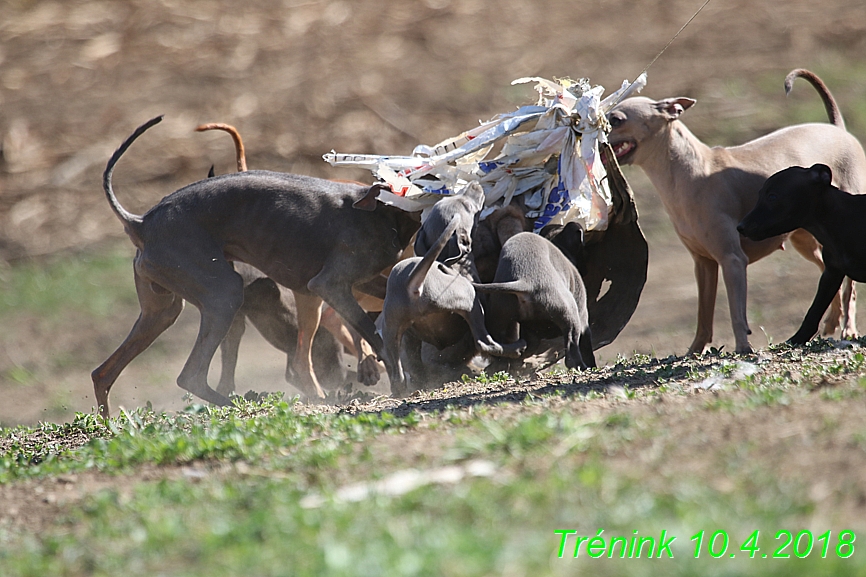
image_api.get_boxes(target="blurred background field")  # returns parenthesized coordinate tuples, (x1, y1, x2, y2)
(1, 0, 865, 424)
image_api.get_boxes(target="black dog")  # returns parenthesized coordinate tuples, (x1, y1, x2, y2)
(738, 163, 866, 345)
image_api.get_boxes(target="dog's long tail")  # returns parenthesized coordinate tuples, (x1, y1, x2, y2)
(472, 279, 532, 294)
(195, 122, 248, 172)
(406, 218, 460, 297)
(785, 69, 845, 129)
(103, 115, 163, 247)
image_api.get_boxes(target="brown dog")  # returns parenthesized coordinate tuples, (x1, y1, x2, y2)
(607, 69, 866, 354)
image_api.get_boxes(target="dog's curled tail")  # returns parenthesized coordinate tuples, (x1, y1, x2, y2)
(472, 279, 533, 294)
(103, 115, 163, 247)
(785, 69, 845, 129)
(406, 218, 460, 297)
(195, 122, 247, 172)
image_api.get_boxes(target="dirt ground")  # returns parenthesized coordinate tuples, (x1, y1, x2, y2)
(1, 0, 866, 424)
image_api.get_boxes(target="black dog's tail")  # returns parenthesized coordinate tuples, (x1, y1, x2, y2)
(785, 69, 845, 129)
(473, 279, 532, 294)
(195, 122, 248, 172)
(406, 218, 460, 298)
(103, 115, 163, 247)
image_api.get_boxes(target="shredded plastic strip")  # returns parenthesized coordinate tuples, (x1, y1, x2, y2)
(323, 74, 646, 231)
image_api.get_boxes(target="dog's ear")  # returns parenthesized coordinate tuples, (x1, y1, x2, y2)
(353, 183, 388, 211)
(413, 229, 431, 256)
(809, 164, 833, 187)
(463, 182, 486, 212)
(543, 222, 585, 264)
(654, 98, 696, 120)
(207, 165, 215, 178)
(557, 222, 586, 257)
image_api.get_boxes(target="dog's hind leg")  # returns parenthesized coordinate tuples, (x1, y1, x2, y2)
(161, 252, 243, 408)
(841, 279, 858, 339)
(92, 264, 184, 418)
(291, 292, 326, 400)
(549, 285, 592, 370)
(788, 229, 846, 337)
(463, 294, 525, 358)
(578, 327, 596, 369)
(688, 254, 719, 355)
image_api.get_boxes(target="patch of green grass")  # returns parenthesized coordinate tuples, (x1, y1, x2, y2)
(2, 398, 862, 576)
(0, 247, 136, 321)
(0, 397, 420, 484)
(462, 370, 512, 385)
(3, 347, 866, 576)
(3, 365, 36, 386)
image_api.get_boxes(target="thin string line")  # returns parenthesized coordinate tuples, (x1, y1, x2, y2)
(612, 0, 714, 107)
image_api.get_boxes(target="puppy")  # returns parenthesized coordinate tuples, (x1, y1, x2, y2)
(475, 222, 596, 372)
(739, 164, 866, 345)
(380, 184, 525, 394)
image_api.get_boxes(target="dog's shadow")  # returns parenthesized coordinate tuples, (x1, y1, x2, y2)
(336, 356, 704, 418)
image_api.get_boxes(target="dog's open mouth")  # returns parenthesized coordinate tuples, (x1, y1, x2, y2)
(611, 140, 636, 163)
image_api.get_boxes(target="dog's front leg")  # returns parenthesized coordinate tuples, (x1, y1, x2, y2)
(465, 295, 526, 359)
(688, 254, 719, 355)
(719, 250, 753, 354)
(789, 267, 846, 345)
(308, 275, 387, 376)
(787, 229, 846, 337)
(320, 305, 381, 386)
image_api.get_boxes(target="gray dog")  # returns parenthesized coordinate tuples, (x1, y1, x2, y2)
(607, 69, 866, 354)
(379, 184, 525, 395)
(739, 164, 866, 346)
(92, 116, 419, 417)
(475, 224, 596, 372)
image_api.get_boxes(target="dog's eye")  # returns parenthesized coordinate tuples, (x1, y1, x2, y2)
(608, 114, 624, 128)
(767, 193, 777, 202)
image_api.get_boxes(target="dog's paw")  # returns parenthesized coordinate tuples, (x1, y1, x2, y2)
(841, 329, 860, 341)
(389, 383, 409, 399)
(502, 339, 527, 359)
(481, 338, 526, 359)
(786, 334, 809, 346)
(734, 343, 754, 355)
(358, 354, 382, 387)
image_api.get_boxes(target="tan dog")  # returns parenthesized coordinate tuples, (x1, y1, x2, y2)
(607, 69, 866, 354)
